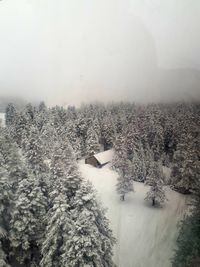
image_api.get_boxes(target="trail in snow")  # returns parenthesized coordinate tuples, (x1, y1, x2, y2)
(79, 163, 189, 267)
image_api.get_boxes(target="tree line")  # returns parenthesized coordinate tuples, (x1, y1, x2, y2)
(1, 101, 116, 266)
(3, 100, 200, 266)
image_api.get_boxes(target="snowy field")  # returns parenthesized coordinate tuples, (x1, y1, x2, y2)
(79, 162, 189, 267)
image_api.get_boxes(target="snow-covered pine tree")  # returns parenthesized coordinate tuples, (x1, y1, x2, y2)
(125, 120, 140, 161)
(5, 103, 17, 127)
(116, 159, 134, 201)
(132, 151, 145, 182)
(85, 126, 101, 156)
(24, 103, 36, 122)
(76, 114, 89, 156)
(0, 129, 30, 266)
(66, 120, 81, 159)
(101, 115, 116, 151)
(40, 193, 71, 267)
(41, 141, 83, 267)
(26, 136, 49, 201)
(63, 181, 116, 267)
(11, 112, 28, 148)
(172, 183, 200, 267)
(24, 125, 49, 197)
(145, 161, 167, 206)
(56, 140, 83, 201)
(92, 117, 101, 138)
(35, 101, 48, 132)
(143, 144, 153, 176)
(172, 131, 199, 194)
(40, 140, 74, 267)
(6, 143, 28, 194)
(0, 130, 26, 235)
(9, 172, 48, 266)
(130, 137, 149, 183)
(113, 134, 134, 200)
(151, 124, 164, 161)
(0, 167, 10, 267)
(40, 120, 58, 159)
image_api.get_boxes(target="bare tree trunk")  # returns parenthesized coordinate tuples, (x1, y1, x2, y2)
(152, 198, 155, 206)
(121, 194, 125, 201)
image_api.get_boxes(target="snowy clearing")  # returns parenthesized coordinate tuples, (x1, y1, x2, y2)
(79, 162, 189, 267)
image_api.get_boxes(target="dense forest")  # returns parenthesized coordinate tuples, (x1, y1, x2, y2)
(0, 101, 200, 266)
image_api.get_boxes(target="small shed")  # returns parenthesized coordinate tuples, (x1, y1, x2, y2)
(85, 149, 114, 168)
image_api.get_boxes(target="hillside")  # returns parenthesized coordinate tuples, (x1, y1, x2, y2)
(79, 162, 189, 267)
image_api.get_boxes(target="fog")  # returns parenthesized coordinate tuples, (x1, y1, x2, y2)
(0, 0, 200, 106)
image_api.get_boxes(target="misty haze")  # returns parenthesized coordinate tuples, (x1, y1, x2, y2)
(0, 1, 199, 267)
(0, 0, 200, 105)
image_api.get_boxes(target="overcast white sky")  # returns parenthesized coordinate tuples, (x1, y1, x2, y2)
(0, 0, 200, 106)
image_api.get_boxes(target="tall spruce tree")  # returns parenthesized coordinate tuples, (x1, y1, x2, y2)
(63, 181, 116, 267)
(24, 125, 49, 198)
(145, 161, 167, 206)
(85, 127, 101, 156)
(9, 172, 47, 266)
(113, 134, 134, 200)
(172, 186, 200, 267)
(40, 193, 71, 267)
(5, 103, 17, 127)
(172, 132, 199, 194)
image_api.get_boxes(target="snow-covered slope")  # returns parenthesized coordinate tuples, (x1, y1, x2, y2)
(79, 163, 188, 267)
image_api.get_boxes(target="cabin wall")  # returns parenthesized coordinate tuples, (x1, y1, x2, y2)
(85, 156, 100, 168)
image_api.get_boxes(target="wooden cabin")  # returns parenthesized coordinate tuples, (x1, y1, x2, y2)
(85, 149, 114, 168)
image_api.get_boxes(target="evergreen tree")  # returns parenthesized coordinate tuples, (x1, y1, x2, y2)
(151, 125, 164, 161)
(101, 115, 116, 151)
(92, 117, 101, 138)
(116, 159, 134, 201)
(40, 193, 71, 267)
(35, 101, 48, 132)
(24, 125, 49, 196)
(124, 120, 140, 160)
(9, 173, 47, 266)
(50, 141, 83, 201)
(145, 162, 167, 206)
(172, 189, 200, 267)
(132, 151, 145, 182)
(63, 181, 116, 267)
(85, 127, 101, 156)
(24, 103, 35, 122)
(24, 126, 43, 173)
(5, 103, 17, 127)
(113, 134, 134, 200)
(11, 112, 28, 148)
(0, 167, 10, 266)
(172, 133, 199, 194)
(66, 120, 81, 159)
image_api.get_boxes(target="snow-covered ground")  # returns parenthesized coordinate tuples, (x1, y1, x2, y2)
(79, 162, 189, 267)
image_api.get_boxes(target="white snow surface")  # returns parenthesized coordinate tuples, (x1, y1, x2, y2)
(93, 149, 114, 165)
(0, 113, 5, 127)
(79, 163, 189, 267)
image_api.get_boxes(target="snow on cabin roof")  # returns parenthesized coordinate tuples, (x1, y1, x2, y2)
(94, 149, 114, 165)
